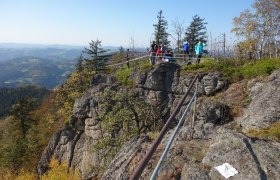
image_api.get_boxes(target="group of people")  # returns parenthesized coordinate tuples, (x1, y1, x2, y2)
(149, 41, 174, 65)
(149, 39, 206, 65)
(183, 39, 206, 64)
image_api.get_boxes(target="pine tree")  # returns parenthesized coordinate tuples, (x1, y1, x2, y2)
(83, 39, 111, 72)
(153, 10, 170, 47)
(75, 54, 85, 72)
(9, 98, 37, 138)
(185, 15, 208, 53)
(119, 46, 125, 54)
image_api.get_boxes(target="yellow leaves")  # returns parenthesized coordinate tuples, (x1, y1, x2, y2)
(1, 169, 37, 180)
(41, 158, 80, 180)
(15, 170, 37, 180)
(232, 8, 257, 38)
(45, 113, 56, 126)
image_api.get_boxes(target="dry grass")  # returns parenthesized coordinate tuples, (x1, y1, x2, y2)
(214, 80, 248, 118)
(247, 122, 280, 142)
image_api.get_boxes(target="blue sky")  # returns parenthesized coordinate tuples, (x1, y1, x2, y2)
(0, 0, 255, 48)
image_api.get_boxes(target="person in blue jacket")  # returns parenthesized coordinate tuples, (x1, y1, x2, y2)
(195, 40, 206, 64)
(183, 39, 190, 62)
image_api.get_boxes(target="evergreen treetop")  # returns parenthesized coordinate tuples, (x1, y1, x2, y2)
(185, 15, 208, 53)
(153, 10, 170, 47)
(83, 39, 111, 72)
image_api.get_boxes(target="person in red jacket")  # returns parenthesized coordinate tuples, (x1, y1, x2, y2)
(156, 45, 162, 62)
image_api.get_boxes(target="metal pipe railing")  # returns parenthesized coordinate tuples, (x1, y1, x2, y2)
(150, 90, 196, 179)
(106, 54, 149, 67)
(130, 73, 199, 180)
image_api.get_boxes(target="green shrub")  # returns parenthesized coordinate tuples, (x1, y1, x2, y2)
(115, 67, 135, 86)
(240, 59, 280, 79)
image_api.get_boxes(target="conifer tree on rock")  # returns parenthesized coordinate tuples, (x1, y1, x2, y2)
(153, 10, 170, 47)
(185, 15, 208, 54)
(83, 39, 110, 72)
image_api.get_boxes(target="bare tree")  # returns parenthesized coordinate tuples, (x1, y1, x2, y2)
(170, 17, 185, 52)
(129, 34, 135, 54)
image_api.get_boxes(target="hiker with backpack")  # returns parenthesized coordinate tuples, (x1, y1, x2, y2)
(149, 41, 158, 65)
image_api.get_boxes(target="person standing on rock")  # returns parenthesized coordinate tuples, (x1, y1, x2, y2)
(183, 39, 190, 63)
(195, 40, 206, 64)
(149, 41, 158, 65)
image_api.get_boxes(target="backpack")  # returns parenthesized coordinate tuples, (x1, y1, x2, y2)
(151, 43, 158, 52)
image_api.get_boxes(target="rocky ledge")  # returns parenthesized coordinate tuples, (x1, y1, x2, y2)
(38, 64, 280, 179)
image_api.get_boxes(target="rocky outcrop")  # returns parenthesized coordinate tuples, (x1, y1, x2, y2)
(37, 63, 239, 178)
(187, 100, 232, 139)
(99, 70, 280, 180)
(37, 128, 64, 176)
(100, 99, 232, 179)
(101, 128, 280, 180)
(240, 70, 280, 131)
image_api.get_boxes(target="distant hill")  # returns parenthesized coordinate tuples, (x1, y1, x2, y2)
(0, 56, 76, 88)
(0, 85, 50, 119)
(0, 44, 83, 62)
(0, 43, 83, 88)
(0, 43, 146, 88)
(0, 43, 146, 62)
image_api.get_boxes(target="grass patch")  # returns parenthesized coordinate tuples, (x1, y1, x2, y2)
(240, 58, 280, 79)
(181, 58, 280, 82)
(184, 140, 209, 161)
(247, 122, 280, 142)
(139, 59, 154, 71)
(147, 131, 159, 140)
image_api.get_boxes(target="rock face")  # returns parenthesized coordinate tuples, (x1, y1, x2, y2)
(38, 63, 279, 180)
(101, 136, 150, 180)
(240, 70, 280, 131)
(102, 129, 280, 180)
(200, 102, 231, 138)
(202, 131, 280, 180)
(202, 72, 226, 96)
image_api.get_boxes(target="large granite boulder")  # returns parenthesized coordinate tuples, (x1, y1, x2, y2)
(240, 69, 280, 131)
(202, 131, 280, 180)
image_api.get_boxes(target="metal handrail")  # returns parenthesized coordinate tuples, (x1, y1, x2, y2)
(106, 54, 149, 67)
(150, 90, 196, 179)
(106, 53, 214, 68)
(130, 73, 199, 180)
